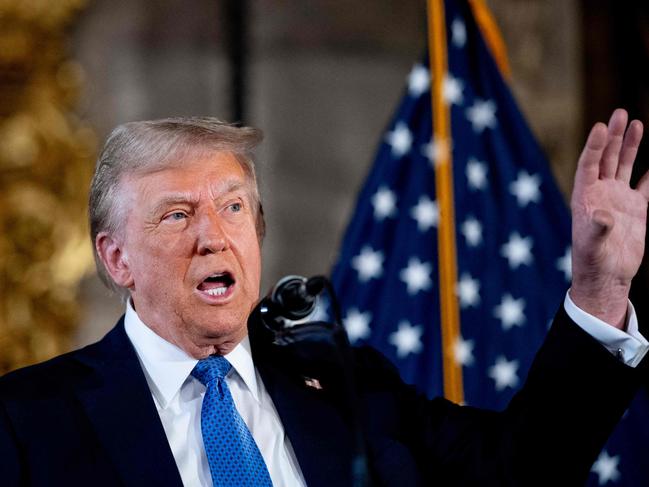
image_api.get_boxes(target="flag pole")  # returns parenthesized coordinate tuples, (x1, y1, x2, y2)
(468, 0, 511, 79)
(427, 0, 464, 403)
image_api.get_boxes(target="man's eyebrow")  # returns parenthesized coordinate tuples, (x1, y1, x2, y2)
(149, 181, 251, 216)
(209, 179, 256, 203)
(149, 193, 199, 216)
(213, 179, 248, 195)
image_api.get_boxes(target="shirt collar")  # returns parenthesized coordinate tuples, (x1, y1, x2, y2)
(123, 299, 260, 408)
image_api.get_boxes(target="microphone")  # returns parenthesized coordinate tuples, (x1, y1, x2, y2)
(248, 274, 369, 487)
(256, 275, 327, 331)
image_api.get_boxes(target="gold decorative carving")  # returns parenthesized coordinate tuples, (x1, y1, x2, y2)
(0, 0, 96, 374)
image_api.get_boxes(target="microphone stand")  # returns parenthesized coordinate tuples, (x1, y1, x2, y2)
(249, 276, 369, 487)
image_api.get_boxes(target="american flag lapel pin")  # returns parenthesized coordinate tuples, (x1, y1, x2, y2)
(303, 377, 323, 390)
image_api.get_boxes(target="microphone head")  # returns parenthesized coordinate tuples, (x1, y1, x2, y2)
(255, 275, 324, 332)
(272, 276, 315, 320)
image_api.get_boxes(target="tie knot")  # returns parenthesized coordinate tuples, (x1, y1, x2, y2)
(191, 355, 232, 385)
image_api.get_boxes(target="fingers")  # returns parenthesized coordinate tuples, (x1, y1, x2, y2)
(600, 109, 628, 179)
(576, 109, 644, 190)
(616, 119, 643, 183)
(574, 122, 608, 188)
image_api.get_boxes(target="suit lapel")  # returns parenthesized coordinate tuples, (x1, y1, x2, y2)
(257, 357, 356, 487)
(74, 319, 183, 487)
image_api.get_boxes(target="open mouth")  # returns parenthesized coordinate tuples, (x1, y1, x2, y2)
(197, 272, 235, 297)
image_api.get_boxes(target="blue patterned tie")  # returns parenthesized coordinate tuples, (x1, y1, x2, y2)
(192, 356, 273, 487)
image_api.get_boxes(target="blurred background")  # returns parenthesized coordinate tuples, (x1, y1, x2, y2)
(1, 0, 647, 373)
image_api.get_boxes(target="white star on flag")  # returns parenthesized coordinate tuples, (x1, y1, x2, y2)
(461, 217, 483, 247)
(454, 335, 475, 366)
(410, 196, 438, 232)
(386, 122, 413, 157)
(466, 99, 497, 133)
(457, 273, 480, 308)
(510, 171, 542, 207)
(488, 356, 519, 391)
(466, 158, 488, 190)
(407, 64, 430, 97)
(343, 308, 372, 343)
(501, 232, 533, 269)
(451, 18, 466, 48)
(351, 246, 384, 282)
(591, 450, 621, 485)
(371, 186, 397, 220)
(557, 246, 572, 282)
(400, 257, 433, 295)
(389, 321, 423, 357)
(494, 294, 526, 330)
(443, 74, 464, 105)
(421, 137, 451, 167)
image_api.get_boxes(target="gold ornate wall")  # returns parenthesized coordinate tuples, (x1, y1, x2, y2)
(0, 0, 96, 373)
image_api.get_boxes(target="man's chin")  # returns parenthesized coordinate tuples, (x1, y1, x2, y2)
(190, 314, 248, 342)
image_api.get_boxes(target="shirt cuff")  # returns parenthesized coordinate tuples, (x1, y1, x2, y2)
(564, 291, 649, 368)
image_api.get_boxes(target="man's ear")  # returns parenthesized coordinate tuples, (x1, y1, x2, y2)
(96, 232, 134, 288)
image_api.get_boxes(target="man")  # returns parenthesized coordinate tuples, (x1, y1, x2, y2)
(1, 109, 648, 486)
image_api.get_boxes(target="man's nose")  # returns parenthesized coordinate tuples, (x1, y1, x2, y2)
(196, 211, 229, 255)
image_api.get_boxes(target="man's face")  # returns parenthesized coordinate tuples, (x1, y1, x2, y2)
(116, 152, 261, 357)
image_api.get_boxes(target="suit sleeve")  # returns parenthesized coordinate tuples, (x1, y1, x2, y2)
(0, 397, 23, 486)
(358, 306, 644, 486)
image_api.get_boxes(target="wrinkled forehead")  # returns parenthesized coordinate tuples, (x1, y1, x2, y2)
(130, 144, 256, 182)
(126, 151, 255, 195)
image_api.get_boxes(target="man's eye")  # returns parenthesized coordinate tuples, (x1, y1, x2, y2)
(166, 212, 187, 221)
(229, 203, 242, 212)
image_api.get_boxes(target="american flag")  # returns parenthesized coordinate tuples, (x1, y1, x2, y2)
(329, 0, 649, 485)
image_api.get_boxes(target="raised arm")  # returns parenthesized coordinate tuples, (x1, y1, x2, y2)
(570, 108, 649, 329)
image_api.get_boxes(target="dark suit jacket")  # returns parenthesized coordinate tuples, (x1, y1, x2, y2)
(0, 307, 643, 486)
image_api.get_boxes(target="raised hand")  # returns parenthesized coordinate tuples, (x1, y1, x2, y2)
(570, 109, 649, 329)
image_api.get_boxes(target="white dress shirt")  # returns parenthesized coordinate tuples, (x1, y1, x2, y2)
(124, 301, 307, 487)
(123, 294, 648, 487)
(564, 292, 649, 367)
